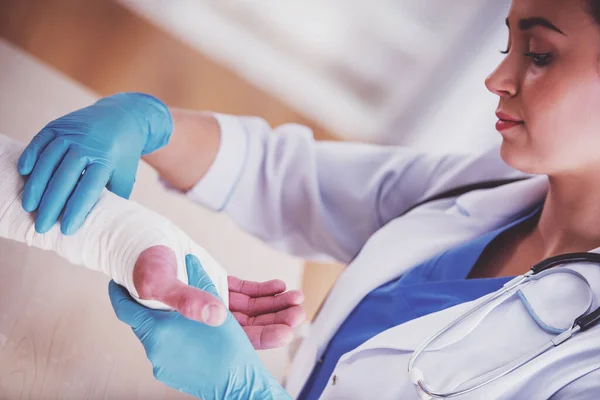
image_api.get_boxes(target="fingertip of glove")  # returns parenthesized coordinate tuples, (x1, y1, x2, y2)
(17, 153, 32, 175)
(61, 215, 82, 236)
(17, 162, 30, 176)
(34, 218, 52, 234)
(61, 223, 76, 236)
(22, 197, 36, 213)
(185, 254, 200, 267)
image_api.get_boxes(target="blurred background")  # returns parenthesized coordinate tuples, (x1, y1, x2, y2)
(0, 0, 510, 398)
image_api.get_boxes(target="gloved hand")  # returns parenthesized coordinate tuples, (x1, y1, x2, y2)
(109, 254, 292, 400)
(18, 92, 172, 235)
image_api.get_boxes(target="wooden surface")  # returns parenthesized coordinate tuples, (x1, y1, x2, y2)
(0, 244, 178, 400)
(0, 39, 304, 399)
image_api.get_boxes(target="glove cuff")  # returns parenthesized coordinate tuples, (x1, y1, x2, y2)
(96, 92, 173, 155)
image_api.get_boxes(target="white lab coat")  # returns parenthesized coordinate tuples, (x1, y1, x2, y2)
(184, 114, 600, 399)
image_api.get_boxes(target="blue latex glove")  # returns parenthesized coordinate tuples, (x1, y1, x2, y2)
(109, 254, 291, 400)
(18, 92, 172, 235)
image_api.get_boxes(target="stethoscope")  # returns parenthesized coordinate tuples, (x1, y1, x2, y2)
(407, 252, 600, 399)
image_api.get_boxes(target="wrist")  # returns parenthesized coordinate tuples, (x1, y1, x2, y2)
(143, 109, 222, 192)
(96, 92, 173, 155)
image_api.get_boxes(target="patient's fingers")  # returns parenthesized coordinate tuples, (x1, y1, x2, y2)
(133, 245, 227, 326)
(242, 325, 295, 350)
(229, 290, 304, 317)
(233, 305, 305, 328)
(228, 276, 287, 297)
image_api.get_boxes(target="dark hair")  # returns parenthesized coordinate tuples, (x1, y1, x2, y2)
(588, 0, 600, 25)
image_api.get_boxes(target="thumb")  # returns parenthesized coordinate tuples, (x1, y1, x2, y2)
(108, 280, 151, 329)
(133, 246, 227, 326)
(185, 254, 220, 298)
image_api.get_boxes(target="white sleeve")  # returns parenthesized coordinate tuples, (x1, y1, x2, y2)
(549, 368, 600, 399)
(186, 114, 522, 264)
(0, 133, 228, 308)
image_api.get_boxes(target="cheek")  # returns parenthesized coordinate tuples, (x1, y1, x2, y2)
(520, 67, 600, 172)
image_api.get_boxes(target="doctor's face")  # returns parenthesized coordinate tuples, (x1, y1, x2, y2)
(486, 0, 600, 176)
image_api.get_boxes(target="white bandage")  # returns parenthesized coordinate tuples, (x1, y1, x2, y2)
(0, 133, 229, 308)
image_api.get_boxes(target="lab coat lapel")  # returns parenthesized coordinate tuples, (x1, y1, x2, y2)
(313, 176, 548, 355)
(342, 292, 490, 355)
(286, 176, 548, 397)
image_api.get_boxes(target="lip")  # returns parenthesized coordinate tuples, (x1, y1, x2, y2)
(495, 111, 524, 132)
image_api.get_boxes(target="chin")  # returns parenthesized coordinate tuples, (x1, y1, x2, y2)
(499, 140, 542, 175)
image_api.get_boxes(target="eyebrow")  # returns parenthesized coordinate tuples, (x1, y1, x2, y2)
(505, 17, 566, 35)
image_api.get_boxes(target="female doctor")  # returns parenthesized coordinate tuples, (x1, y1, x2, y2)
(16, 0, 600, 398)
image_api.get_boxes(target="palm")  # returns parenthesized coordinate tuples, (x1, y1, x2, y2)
(227, 276, 306, 350)
(132, 245, 306, 351)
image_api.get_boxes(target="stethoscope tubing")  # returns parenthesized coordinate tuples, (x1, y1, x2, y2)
(408, 252, 600, 398)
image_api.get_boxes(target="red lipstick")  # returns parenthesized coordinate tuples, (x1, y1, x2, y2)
(495, 111, 524, 132)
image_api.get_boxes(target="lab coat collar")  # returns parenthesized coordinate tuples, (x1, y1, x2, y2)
(454, 174, 547, 219)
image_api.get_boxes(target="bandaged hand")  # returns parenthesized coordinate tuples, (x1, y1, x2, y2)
(1, 132, 228, 322)
(0, 134, 304, 346)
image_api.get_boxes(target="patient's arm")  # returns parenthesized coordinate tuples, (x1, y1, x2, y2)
(0, 132, 230, 323)
(0, 132, 305, 345)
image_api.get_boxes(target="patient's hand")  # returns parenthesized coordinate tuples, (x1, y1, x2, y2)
(228, 275, 305, 350)
(134, 245, 305, 350)
(110, 254, 293, 400)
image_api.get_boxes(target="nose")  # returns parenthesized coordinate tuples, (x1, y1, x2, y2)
(485, 56, 518, 98)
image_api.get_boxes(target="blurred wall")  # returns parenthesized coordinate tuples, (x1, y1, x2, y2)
(0, 0, 337, 140)
(392, 2, 510, 154)
(115, 0, 508, 144)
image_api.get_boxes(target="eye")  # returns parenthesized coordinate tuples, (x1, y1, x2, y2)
(523, 52, 553, 67)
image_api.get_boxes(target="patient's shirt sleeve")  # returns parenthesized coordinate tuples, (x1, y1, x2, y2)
(0, 133, 228, 308)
